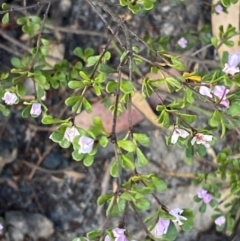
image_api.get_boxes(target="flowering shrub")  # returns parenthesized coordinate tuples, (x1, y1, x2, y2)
(0, 0, 240, 240)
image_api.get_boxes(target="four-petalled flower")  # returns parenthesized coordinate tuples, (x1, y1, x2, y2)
(78, 136, 94, 154)
(30, 103, 42, 116)
(191, 133, 213, 148)
(215, 216, 226, 226)
(177, 37, 188, 49)
(152, 218, 170, 237)
(2, 91, 18, 105)
(169, 208, 187, 225)
(198, 188, 212, 203)
(64, 126, 80, 142)
(223, 52, 240, 76)
(171, 128, 189, 144)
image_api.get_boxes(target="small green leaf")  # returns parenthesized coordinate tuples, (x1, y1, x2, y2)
(17, 16, 26, 25)
(65, 96, 79, 106)
(151, 176, 167, 191)
(163, 221, 178, 240)
(49, 131, 64, 143)
(68, 81, 85, 89)
(98, 63, 115, 74)
(82, 97, 92, 113)
(121, 155, 135, 170)
(73, 47, 84, 59)
(87, 55, 100, 67)
(120, 81, 134, 94)
(221, 0, 231, 7)
(0, 103, 10, 116)
(211, 36, 218, 48)
(16, 83, 26, 97)
(144, 1, 154, 10)
(21, 105, 31, 118)
(199, 202, 206, 213)
(226, 102, 240, 116)
(41, 38, 50, 46)
(41, 115, 67, 124)
(136, 148, 148, 166)
(72, 150, 84, 161)
(120, 192, 135, 201)
(59, 138, 71, 149)
(97, 194, 113, 206)
(118, 140, 136, 152)
(1, 3, 8, 10)
(209, 110, 222, 127)
(179, 113, 196, 125)
(133, 133, 150, 146)
(86, 230, 101, 240)
(106, 81, 117, 93)
(135, 198, 151, 211)
(99, 136, 108, 147)
(2, 13, 9, 24)
(11, 57, 24, 68)
(120, 0, 128, 6)
(40, 46, 49, 56)
(110, 160, 120, 177)
(34, 75, 46, 85)
(83, 155, 94, 166)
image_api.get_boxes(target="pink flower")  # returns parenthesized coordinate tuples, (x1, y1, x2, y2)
(197, 188, 212, 204)
(104, 235, 111, 241)
(215, 4, 223, 14)
(199, 85, 230, 108)
(215, 216, 226, 226)
(219, 99, 230, 108)
(78, 136, 94, 154)
(64, 126, 80, 142)
(223, 52, 240, 76)
(177, 37, 188, 48)
(213, 86, 229, 100)
(112, 228, 129, 241)
(171, 128, 189, 144)
(191, 133, 213, 148)
(169, 208, 187, 225)
(199, 85, 213, 98)
(30, 103, 42, 116)
(2, 91, 18, 105)
(152, 218, 170, 237)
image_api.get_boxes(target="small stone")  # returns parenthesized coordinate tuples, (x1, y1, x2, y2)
(4, 211, 54, 241)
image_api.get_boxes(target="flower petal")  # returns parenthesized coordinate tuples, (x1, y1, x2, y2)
(199, 86, 213, 98)
(215, 216, 226, 226)
(171, 131, 179, 144)
(178, 129, 189, 138)
(191, 136, 196, 146)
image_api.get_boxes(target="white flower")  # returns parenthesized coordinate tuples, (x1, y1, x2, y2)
(2, 91, 18, 105)
(64, 126, 80, 142)
(215, 216, 226, 226)
(30, 103, 42, 116)
(177, 37, 188, 48)
(199, 86, 213, 98)
(169, 208, 187, 225)
(222, 52, 240, 76)
(171, 128, 189, 144)
(78, 136, 94, 154)
(191, 133, 213, 148)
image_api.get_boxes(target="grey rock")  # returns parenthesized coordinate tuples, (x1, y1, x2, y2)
(4, 211, 54, 241)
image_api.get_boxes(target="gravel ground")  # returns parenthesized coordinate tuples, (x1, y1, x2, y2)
(0, 0, 233, 241)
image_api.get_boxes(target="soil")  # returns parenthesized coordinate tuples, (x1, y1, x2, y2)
(0, 0, 237, 241)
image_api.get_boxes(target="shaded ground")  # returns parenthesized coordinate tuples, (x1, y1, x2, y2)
(0, 0, 235, 241)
